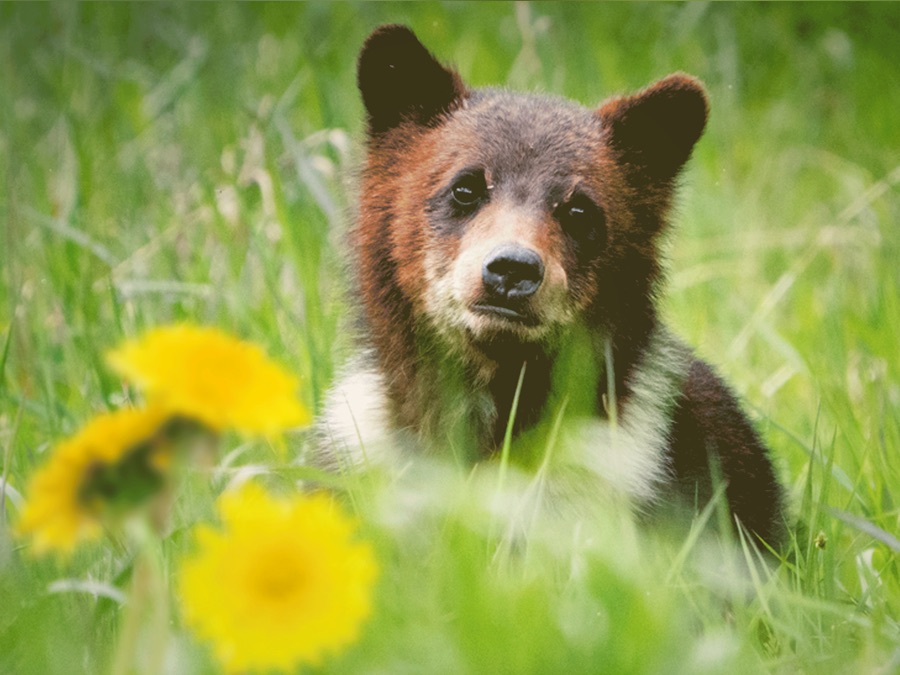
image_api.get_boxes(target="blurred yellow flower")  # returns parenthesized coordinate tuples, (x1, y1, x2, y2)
(107, 325, 310, 436)
(16, 405, 172, 555)
(178, 484, 378, 672)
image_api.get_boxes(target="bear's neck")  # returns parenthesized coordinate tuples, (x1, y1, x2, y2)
(368, 315, 658, 458)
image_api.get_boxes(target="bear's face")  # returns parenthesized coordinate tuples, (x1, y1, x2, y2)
(355, 25, 708, 358)
(415, 91, 619, 347)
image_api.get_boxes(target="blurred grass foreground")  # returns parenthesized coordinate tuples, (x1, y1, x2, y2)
(2, 3, 900, 674)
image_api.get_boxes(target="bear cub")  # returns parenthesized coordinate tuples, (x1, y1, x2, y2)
(319, 25, 786, 546)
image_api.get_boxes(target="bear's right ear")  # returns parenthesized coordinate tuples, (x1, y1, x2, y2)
(358, 25, 467, 135)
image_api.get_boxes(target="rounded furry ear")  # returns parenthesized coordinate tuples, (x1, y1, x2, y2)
(599, 74, 709, 183)
(358, 25, 467, 134)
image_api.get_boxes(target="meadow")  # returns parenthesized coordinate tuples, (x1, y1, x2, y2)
(1, 2, 899, 673)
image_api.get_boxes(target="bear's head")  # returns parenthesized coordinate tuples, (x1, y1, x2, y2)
(354, 25, 708, 365)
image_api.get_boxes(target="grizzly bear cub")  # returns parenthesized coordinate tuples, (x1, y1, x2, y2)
(319, 25, 785, 545)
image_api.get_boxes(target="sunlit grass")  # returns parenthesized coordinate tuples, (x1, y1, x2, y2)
(2, 3, 899, 673)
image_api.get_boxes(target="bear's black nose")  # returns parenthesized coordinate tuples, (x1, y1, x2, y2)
(482, 245, 544, 302)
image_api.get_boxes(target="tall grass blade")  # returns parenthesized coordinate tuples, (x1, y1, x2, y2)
(828, 509, 900, 553)
(497, 360, 527, 491)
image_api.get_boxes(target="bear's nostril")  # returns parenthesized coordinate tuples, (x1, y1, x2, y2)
(482, 245, 544, 302)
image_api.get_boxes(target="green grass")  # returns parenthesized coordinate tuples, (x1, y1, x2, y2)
(2, 2, 899, 673)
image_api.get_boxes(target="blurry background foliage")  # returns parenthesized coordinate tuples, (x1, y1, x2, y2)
(1, 2, 899, 674)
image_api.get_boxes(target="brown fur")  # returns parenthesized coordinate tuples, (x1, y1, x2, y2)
(322, 25, 786, 546)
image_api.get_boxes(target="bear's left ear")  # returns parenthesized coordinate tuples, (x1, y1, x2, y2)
(358, 25, 468, 135)
(598, 74, 709, 184)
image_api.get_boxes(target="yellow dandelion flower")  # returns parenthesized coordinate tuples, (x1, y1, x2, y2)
(16, 405, 172, 555)
(178, 484, 378, 672)
(107, 325, 310, 437)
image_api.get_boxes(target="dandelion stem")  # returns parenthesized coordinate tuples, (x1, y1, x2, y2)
(111, 554, 151, 675)
(111, 519, 169, 675)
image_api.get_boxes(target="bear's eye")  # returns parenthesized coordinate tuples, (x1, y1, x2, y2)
(555, 193, 606, 253)
(557, 194, 601, 228)
(450, 170, 488, 210)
